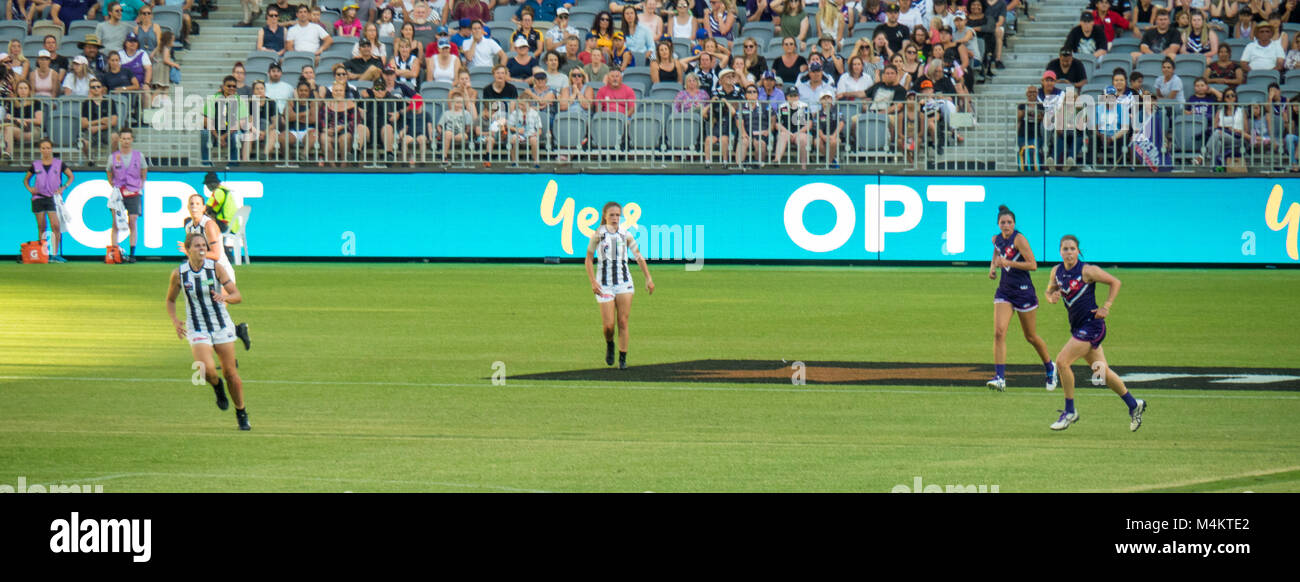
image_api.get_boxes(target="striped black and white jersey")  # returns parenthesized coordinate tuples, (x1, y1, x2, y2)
(184, 215, 215, 239)
(595, 225, 632, 288)
(179, 258, 231, 334)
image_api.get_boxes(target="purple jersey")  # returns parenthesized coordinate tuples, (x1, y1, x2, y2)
(994, 230, 1033, 292)
(1055, 260, 1098, 331)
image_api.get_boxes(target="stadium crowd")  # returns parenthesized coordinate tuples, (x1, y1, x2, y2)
(188, 0, 1029, 166)
(1023, 0, 1300, 171)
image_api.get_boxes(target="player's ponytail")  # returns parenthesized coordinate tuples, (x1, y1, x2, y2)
(997, 205, 1015, 222)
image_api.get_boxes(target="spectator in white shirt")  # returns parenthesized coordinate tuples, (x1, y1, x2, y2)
(1241, 22, 1285, 73)
(462, 19, 505, 68)
(286, 5, 334, 56)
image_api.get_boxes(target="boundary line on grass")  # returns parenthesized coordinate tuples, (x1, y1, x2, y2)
(61, 471, 553, 493)
(4, 375, 1300, 400)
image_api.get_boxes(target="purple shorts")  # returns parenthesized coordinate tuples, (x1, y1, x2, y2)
(994, 286, 1039, 312)
(1071, 320, 1107, 349)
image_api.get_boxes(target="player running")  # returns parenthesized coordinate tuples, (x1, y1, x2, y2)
(180, 193, 251, 350)
(585, 201, 654, 370)
(166, 232, 251, 430)
(1044, 235, 1147, 432)
(986, 205, 1056, 391)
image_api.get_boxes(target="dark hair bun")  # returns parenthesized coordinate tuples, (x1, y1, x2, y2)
(998, 205, 1010, 213)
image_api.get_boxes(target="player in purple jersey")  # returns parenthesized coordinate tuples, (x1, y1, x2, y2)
(1044, 235, 1147, 432)
(986, 205, 1056, 392)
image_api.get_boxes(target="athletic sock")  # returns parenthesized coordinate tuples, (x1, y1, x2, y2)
(1065, 398, 1075, 415)
(619, 351, 627, 363)
(129, 245, 136, 257)
(1121, 392, 1138, 411)
(213, 378, 223, 390)
(607, 340, 615, 351)
(1044, 361, 1054, 374)
(995, 364, 1005, 378)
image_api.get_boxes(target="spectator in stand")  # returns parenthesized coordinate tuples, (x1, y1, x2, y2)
(1092, 85, 1129, 166)
(162, 0, 193, 49)
(102, 0, 141, 21)
(505, 96, 542, 167)
(864, 64, 908, 149)
(1017, 84, 1045, 168)
(42, 36, 70, 77)
(345, 39, 386, 82)
(318, 75, 361, 166)
(1185, 77, 1217, 124)
(377, 7, 397, 38)
(244, 81, 279, 161)
(1130, 0, 1158, 31)
(513, 11, 545, 59)
(391, 38, 422, 91)
(814, 93, 842, 165)
(101, 51, 139, 94)
(463, 20, 505, 68)
(1091, 0, 1130, 45)
(876, 3, 910, 55)
(756, 69, 784, 108)
(816, 34, 846, 79)
(796, 60, 836, 111)
(837, 55, 874, 101)
(1047, 47, 1088, 92)
(6, 40, 29, 81)
(1133, 9, 1181, 63)
(6, 80, 43, 153)
(440, 90, 475, 163)
(281, 81, 317, 161)
(133, 5, 160, 54)
(651, 40, 683, 84)
(286, 5, 334, 59)
(118, 32, 152, 100)
(266, 0, 297, 24)
(231, 62, 251, 96)
(1066, 12, 1110, 62)
(397, 22, 425, 58)
(528, 69, 558, 113)
(483, 64, 519, 115)
(506, 36, 539, 82)
(747, 0, 774, 22)
(896, 0, 924, 29)
(544, 8, 579, 53)
(674, 71, 710, 112)
(559, 66, 593, 112)
(704, 67, 744, 164)
(982, 0, 1009, 72)
(609, 31, 635, 71)
(335, 4, 365, 38)
(451, 18, 473, 48)
(266, 63, 295, 113)
(773, 86, 811, 167)
(52, 0, 100, 34)
(1207, 43, 1244, 86)
(81, 79, 119, 157)
(707, 0, 740, 47)
(424, 25, 460, 59)
(97, 1, 134, 53)
(771, 36, 807, 84)
(29, 51, 62, 98)
(62, 55, 93, 96)
(360, 73, 404, 160)
(1183, 10, 1218, 62)
(202, 76, 245, 164)
(1233, 13, 1255, 42)
(1194, 87, 1243, 166)
(669, 0, 698, 41)
(449, 0, 490, 24)
(423, 38, 455, 83)
(1242, 22, 1285, 74)
(539, 51, 568, 91)
(1154, 57, 1183, 102)
(584, 49, 612, 84)
(736, 83, 770, 166)
(408, 2, 437, 40)
(596, 67, 637, 115)
(259, 7, 288, 56)
(1036, 70, 1071, 168)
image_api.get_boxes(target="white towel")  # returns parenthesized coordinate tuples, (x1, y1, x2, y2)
(108, 187, 129, 232)
(53, 192, 71, 230)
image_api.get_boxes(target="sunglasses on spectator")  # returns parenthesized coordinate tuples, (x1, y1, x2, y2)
(744, 44, 755, 48)
(745, 89, 758, 94)
(225, 83, 237, 88)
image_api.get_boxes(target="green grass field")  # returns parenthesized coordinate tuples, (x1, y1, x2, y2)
(2, 262, 1298, 492)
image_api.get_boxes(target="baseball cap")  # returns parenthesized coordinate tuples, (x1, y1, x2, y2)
(125, 32, 138, 42)
(458, 17, 472, 28)
(72, 55, 88, 65)
(203, 171, 221, 185)
(534, 71, 547, 80)
(359, 38, 372, 47)
(1104, 85, 1118, 95)
(920, 79, 934, 90)
(382, 65, 396, 74)
(809, 61, 823, 71)
(613, 31, 625, 40)
(695, 28, 709, 40)
(886, 3, 900, 12)
(1059, 47, 1072, 56)
(37, 49, 50, 58)
(514, 36, 530, 47)
(1080, 12, 1094, 22)
(761, 70, 776, 80)
(436, 25, 448, 35)
(556, 7, 569, 15)
(953, 9, 966, 19)
(1042, 70, 1057, 80)
(786, 84, 799, 94)
(819, 93, 834, 101)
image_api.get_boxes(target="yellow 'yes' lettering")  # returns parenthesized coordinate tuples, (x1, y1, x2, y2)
(1265, 184, 1300, 261)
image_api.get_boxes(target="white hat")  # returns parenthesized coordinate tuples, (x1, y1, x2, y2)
(556, 7, 569, 15)
(37, 49, 51, 58)
(73, 55, 88, 65)
(513, 36, 530, 48)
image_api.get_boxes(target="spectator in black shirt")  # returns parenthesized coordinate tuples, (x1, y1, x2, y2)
(1134, 9, 1181, 63)
(345, 39, 385, 82)
(482, 64, 519, 114)
(877, 3, 911, 55)
(1064, 12, 1109, 60)
(1016, 84, 1045, 168)
(80, 79, 119, 156)
(1046, 48, 1088, 91)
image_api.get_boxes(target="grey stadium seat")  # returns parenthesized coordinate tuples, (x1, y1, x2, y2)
(551, 110, 588, 150)
(852, 114, 892, 152)
(627, 112, 663, 150)
(663, 112, 702, 152)
(588, 112, 627, 150)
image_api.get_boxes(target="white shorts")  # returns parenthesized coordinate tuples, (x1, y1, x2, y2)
(595, 280, 635, 303)
(189, 325, 236, 346)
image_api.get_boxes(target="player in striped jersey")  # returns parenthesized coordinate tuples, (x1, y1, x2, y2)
(1044, 235, 1147, 432)
(986, 205, 1055, 392)
(166, 232, 251, 430)
(585, 201, 655, 370)
(181, 193, 251, 350)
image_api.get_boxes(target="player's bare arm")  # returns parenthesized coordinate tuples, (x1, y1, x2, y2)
(1083, 264, 1119, 318)
(584, 231, 602, 295)
(627, 232, 654, 294)
(165, 269, 186, 339)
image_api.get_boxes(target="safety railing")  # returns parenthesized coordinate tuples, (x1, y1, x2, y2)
(2, 91, 1297, 173)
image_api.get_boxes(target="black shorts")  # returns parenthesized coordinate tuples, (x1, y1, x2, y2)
(707, 117, 735, 138)
(32, 197, 55, 213)
(122, 194, 142, 216)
